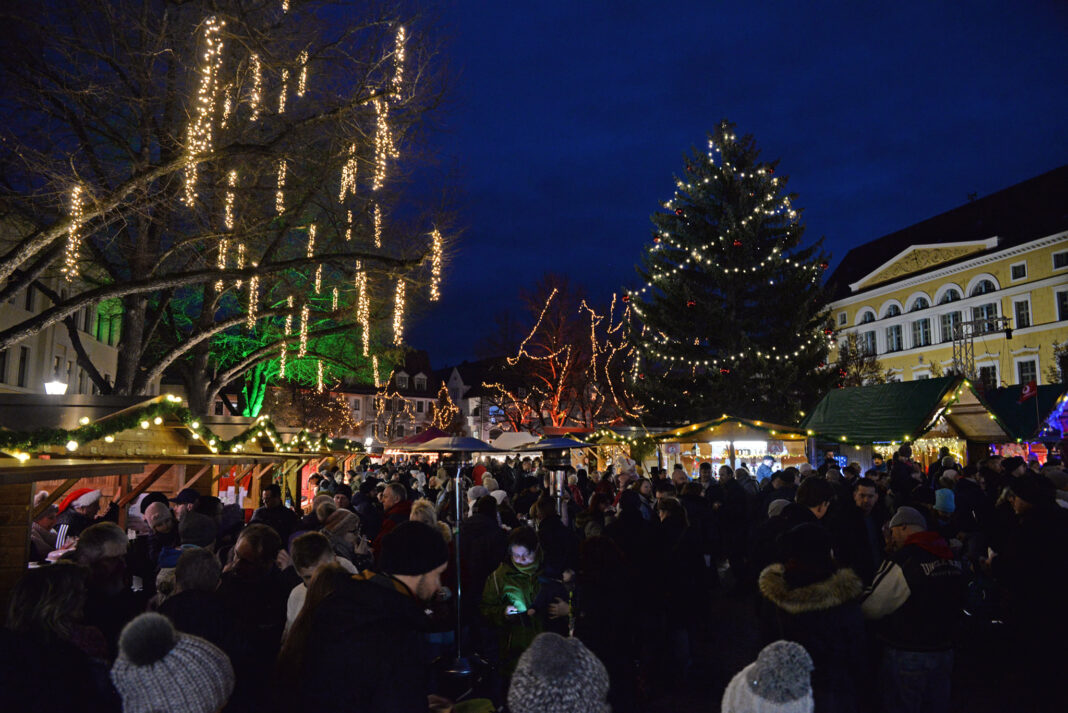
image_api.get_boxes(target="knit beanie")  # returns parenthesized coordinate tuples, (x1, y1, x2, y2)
(934, 489, 955, 513)
(324, 508, 360, 535)
(379, 520, 449, 576)
(1010, 472, 1055, 506)
(779, 523, 836, 588)
(722, 640, 814, 713)
(508, 633, 609, 713)
(178, 512, 217, 548)
(111, 613, 234, 713)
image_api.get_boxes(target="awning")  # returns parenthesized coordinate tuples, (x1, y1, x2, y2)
(658, 415, 808, 443)
(387, 427, 450, 448)
(801, 376, 1012, 444)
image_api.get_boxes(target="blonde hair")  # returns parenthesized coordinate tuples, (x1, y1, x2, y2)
(410, 500, 452, 543)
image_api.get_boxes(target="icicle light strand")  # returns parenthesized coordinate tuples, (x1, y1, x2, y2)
(332, 286, 339, 311)
(182, 17, 226, 206)
(307, 223, 316, 257)
(356, 268, 370, 356)
(429, 228, 443, 301)
(372, 355, 380, 387)
(373, 203, 382, 247)
(249, 53, 262, 121)
(298, 303, 309, 357)
(392, 26, 406, 97)
(275, 159, 286, 214)
(246, 275, 259, 329)
(215, 237, 228, 292)
(297, 50, 308, 96)
(317, 360, 324, 392)
(372, 98, 397, 190)
(345, 210, 353, 241)
(63, 185, 85, 281)
(224, 170, 237, 229)
(235, 243, 246, 288)
(392, 279, 406, 345)
(278, 68, 288, 113)
(339, 143, 357, 201)
(314, 264, 322, 294)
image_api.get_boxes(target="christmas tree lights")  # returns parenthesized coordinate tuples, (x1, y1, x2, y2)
(314, 264, 322, 294)
(235, 242, 246, 288)
(215, 238, 228, 292)
(63, 185, 85, 281)
(331, 286, 339, 311)
(372, 355, 381, 387)
(307, 223, 316, 257)
(345, 210, 353, 241)
(339, 143, 358, 201)
(224, 170, 237, 230)
(317, 360, 324, 392)
(372, 98, 397, 190)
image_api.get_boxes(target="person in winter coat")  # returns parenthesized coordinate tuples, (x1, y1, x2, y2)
(481, 526, 567, 674)
(861, 506, 966, 713)
(533, 496, 579, 578)
(829, 477, 888, 585)
(458, 496, 509, 626)
(757, 523, 867, 713)
(352, 480, 383, 541)
(372, 483, 411, 558)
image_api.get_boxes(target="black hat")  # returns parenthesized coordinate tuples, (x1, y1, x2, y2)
(1010, 472, 1055, 506)
(334, 484, 353, 499)
(1002, 456, 1026, 474)
(169, 488, 200, 505)
(779, 523, 836, 588)
(379, 521, 449, 576)
(179, 512, 218, 548)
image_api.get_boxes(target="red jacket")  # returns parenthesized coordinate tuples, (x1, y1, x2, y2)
(372, 500, 413, 559)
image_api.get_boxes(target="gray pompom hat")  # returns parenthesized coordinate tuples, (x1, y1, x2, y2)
(721, 640, 814, 713)
(508, 632, 610, 713)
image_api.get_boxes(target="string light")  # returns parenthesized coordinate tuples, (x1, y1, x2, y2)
(280, 296, 294, 378)
(278, 68, 288, 113)
(356, 267, 370, 356)
(372, 98, 397, 190)
(298, 303, 309, 357)
(372, 355, 381, 387)
(215, 238, 228, 292)
(182, 16, 226, 206)
(246, 275, 259, 329)
(392, 26, 406, 97)
(317, 360, 324, 392)
(345, 210, 353, 241)
(429, 228, 443, 301)
(282, 0, 289, 12)
(314, 264, 322, 294)
(221, 85, 233, 128)
(275, 159, 286, 214)
(297, 50, 308, 96)
(339, 143, 358, 201)
(249, 53, 262, 121)
(331, 286, 339, 311)
(307, 223, 316, 257)
(235, 242, 246, 288)
(279, 342, 288, 378)
(224, 170, 236, 230)
(373, 203, 382, 247)
(63, 185, 84, 281)
(392, 279, 406, 345)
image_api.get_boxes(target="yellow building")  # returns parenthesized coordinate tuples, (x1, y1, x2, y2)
(826, 166, 1068, 389)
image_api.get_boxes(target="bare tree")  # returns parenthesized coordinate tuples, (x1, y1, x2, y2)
(0, 0, 453, 413)
(835, 332, 887, 387)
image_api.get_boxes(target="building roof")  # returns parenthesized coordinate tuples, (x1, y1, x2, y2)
(982, 383, 1067, 441)
(801, 376, 1011, 443)
(435, 357, 510, 399)
(825, 165, 1068, 301)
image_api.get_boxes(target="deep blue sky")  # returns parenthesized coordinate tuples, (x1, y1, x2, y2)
(408, 0, 1068, 367)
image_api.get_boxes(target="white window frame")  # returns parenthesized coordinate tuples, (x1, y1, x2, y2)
(396, 374, 409, 389)
(837, 311, 847, 326)
(1013, 356, 1039, 386)
(1012, 295, 1032, 330)
(939, 310, 962, 343)
(1053, 250, 1068, 271)
(1009, 261, 1027, 282)
(911, 318, 932, 348)
(886, 324, 903, 352)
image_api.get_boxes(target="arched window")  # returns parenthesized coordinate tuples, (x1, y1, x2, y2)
(884, 304, 901, 318)
(859, 310, 876, 324)
(939, 288, 961, 304)
(910, 297, 929, 312)
(970, 280, 996, 297)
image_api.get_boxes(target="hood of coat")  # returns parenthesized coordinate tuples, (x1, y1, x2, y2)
(758, 563, 863, 615)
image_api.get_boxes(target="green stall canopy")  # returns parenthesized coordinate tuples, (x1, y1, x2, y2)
(982, 383, 1067, 441)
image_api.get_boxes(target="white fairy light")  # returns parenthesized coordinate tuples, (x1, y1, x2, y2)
(331, 286, 339, 311)
(249, 53, 262, 121)
(392, 26, 406, 97)
(221, 84, 233, 128)
(355, 267, 370, 356)
(182, 17, 226, 206)
(392, 278, 406, 345)
(282, 0, 289, 12)
(224, 170, 236, 229)
(276, 158, 286, 214)
(235, 242, 246, 288)
(298, 302, 309, 357)
(307, 223, 316, 257)
(63, 185, 85, 281)
(372, 355, 380, 387)
(278, 68, 288, 113)
(345, 210, 353, 241)
(339, 143, 358, 201)
(314, 264, 322, 294)
(429, 228, 443, 301)
(215, 237, 228, 292)
(280, 296, 294, 378)
(246, 275, 259, 329)
(297, 50, 309, 96)
(373, 203, 382, 247)
(372, 98, 397, 190)
(317, 360, 324, 392)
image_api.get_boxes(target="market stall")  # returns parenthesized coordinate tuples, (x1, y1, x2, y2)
(801, 375, 1013, 470)
(982, 383, 1067, 464)
(656, 416, 809, 475)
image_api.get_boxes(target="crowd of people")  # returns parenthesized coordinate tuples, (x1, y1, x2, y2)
(3, 445, 1066, 712)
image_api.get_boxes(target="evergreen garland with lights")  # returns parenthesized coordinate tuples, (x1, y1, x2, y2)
(628, 121, 835, 423)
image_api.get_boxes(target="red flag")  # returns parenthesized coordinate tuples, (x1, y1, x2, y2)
(1018, 380, 1037, 403)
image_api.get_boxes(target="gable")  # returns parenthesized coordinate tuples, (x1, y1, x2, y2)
(850, 239, 996, 291)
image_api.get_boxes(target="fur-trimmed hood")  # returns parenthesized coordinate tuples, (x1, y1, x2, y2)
(758, 563, 863, 614)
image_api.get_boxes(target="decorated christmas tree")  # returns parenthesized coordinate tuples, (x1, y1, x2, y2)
(628, 121, 834, 423)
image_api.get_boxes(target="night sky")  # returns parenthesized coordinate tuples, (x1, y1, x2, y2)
(407, 0, 1068, 367)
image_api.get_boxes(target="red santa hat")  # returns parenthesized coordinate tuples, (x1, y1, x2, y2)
(57, 488, 101, 513)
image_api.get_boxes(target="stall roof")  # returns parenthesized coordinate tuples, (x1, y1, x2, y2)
(801, 376, 1012, 443)
(0, 458, 148, 485)
(387, 427, 449, 448)
(982, 384, 1067, 441)
(658, 415, 808, 443)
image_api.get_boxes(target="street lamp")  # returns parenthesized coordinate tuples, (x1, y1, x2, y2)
(44, 379, 68, 395)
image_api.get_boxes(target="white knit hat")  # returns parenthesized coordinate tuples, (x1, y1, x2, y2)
(508, 633, 609, 713)
(111, 613, 234, 713)
(721, 640, 813, 713)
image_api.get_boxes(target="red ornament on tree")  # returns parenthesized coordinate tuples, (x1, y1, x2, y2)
(823, 328, 834, 336)
(768, 167, 775, 174)
(819, 261, 829, 270)
(733, 240, 743, 247)
(719, 368, 731, 375)
(621, 294, 630, 303)
(686, 299, 696, 308)
(653, 236, 660, 243)
(675, 208, 684, 216)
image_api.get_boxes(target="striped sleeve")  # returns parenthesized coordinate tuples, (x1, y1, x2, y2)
(861, 560, 910, 620)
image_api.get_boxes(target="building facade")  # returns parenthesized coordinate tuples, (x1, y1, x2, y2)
(827, 167, 1068, 389)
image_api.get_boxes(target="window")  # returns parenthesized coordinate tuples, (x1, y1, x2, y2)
(972, 303, 998, 333)
(915, 372, 930, 380)
(970, 279, 996, 297)
(1058, 291, 1068, 321)
(910, 297, 929, 312)
(1054, 251, 1068, 270)
(939, 288, 961, 304)
(0, 349, 6, 383)
(1010, 262, 1027, 281)
(884, 304, 902, 318)
(351, 399, 360, 412)
(886, 325, 903, 352)
(837, 312, 847, 325)
(384, 398, 393, 412)
(911, 319, 931, 347)
(396, 426, 405, 438)
(396, 374, 409, 389)
(860, 311, 876, 324)
(414, 375, 427, 390)
(417, 400, 424, 413)
(978, 365, 998, 391)
(17, 347, 29, 387)
(940, 311, 961, 342)
(1014, 299, 1031, 329)
(23, 286, 34, 312)
(860, 331, 877, 356)
(214, 401, 224, 415)
(1017, 359, 1037, 386)
(66, 360, 74, 385)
